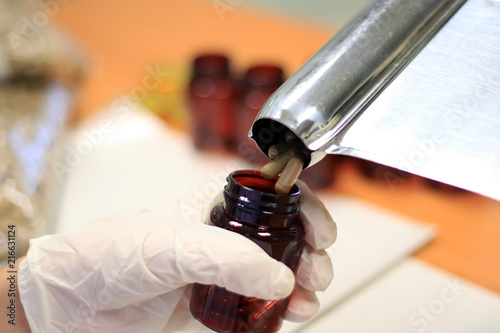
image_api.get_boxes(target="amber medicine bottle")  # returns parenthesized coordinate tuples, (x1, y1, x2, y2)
(190, 170, 304, 333)
(187, 54, 237, 150)
(235, 65, 285, 165)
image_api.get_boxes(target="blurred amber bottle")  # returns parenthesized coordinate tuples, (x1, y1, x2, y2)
(187, 54, 237, 151)
(235, 65, 285, 165)
(299, 155, 340, 190)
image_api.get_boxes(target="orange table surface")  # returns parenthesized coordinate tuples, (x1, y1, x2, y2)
(51, 0, 500, 294)
(51, 0, 333, 117)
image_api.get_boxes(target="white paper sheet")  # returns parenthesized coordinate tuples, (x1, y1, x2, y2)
(290, 258, 500, 333)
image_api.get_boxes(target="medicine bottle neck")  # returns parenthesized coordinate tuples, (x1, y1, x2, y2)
(222, 170, 301, 228)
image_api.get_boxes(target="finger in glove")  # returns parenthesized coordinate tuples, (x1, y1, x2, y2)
(295, 244, 333, 292)
(285, 285, 320, 323)
(296, 180, 337, 250)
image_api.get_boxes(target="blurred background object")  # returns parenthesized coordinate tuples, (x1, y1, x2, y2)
(232, 0, 375, 28)
(235, 63, 285, 165)
(187, 54, 237, 151)
(298, 155, 341, 190)
(0, 0, 85, 83)
(0, 0, 84, 260)
(136, 63, 190, 132)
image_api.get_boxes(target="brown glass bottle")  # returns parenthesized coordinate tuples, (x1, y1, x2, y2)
(235, 65, 285, 165)
(187, 54, 237, 150)
(298, 155, 341, 190)
(190, 170, 304, 333)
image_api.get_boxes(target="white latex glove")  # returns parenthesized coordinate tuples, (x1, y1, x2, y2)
(18, 181, 336, 333)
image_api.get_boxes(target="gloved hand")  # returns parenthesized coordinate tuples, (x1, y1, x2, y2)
(18, 180, 336, 333)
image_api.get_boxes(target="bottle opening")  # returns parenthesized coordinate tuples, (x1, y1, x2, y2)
(223, 170, 301, 222)
(229, 170, 300, 196)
